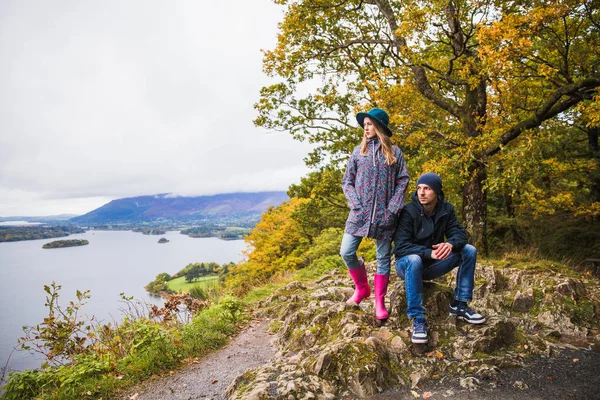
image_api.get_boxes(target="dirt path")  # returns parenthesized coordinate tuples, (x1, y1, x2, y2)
(369, 347, 600, 400)
(121, 319, 275, 400)
(120, 317, 600, 400)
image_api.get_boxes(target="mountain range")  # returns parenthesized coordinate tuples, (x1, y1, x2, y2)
(69, 191, 288, 225)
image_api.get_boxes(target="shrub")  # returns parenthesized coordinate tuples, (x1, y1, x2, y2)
(300, 228, 344, 267)
(145, 274, 174, 295)
(1, 369, 57, 400)
(298, 255, 345, 280)
(181, 306, 237, 354)
(2, 289, 240, 399)
(218, 296, 244, 324)
(189, 285, 207, 300)
(18, 282, 96, 366)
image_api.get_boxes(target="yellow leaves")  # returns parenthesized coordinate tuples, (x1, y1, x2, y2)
(394, 1, 431, 39)
(537, 63, 559, 79)
(425, 350, 444, 359)
(225, 198, 313, 294)
(477, 12, 535, 78)
(575, 202, 600, 219)
(576, 95, 600, 128)
(259, 0, 598, 227)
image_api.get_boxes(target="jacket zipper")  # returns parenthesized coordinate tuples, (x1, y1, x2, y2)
(419, 206, 449, 243)
(370, 140, 378, 225)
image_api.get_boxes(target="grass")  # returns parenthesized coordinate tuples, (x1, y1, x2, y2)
(167, 275, 219, 293)
(0, 300, 241, 400)
(243, 282, 283, 304)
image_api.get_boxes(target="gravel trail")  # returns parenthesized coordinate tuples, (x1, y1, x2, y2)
(121, 319, 274, 400)
(370, 347, 600, 400)
(120, 317, 600, 400)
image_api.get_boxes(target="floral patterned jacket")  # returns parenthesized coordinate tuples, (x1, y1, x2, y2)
(342, 137, 410, 240)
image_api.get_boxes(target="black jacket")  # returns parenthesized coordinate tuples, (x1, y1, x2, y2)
(393, 191, 468, 260)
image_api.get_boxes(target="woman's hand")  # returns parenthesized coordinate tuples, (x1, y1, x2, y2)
(384, 209, 397, 228)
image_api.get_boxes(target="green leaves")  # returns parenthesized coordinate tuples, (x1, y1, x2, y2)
(258, 0, 599, 246)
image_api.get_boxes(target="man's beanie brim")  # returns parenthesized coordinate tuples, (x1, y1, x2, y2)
(417, 172, 443, 195)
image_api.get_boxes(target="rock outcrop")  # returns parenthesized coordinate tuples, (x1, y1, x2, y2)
(226, 261, 600, 399)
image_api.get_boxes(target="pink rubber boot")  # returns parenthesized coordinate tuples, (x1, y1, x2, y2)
(374, 274, 389, 320)
(346, 261, 370, 305)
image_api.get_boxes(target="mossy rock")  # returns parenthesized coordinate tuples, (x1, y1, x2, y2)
(389, 281, 453, 323)
(229, 259, 600, 399)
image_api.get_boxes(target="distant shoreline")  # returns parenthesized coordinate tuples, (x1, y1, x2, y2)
(0, 225, 249, 243)
(0, 221, 45, 226)
(0, 225, 84, 243)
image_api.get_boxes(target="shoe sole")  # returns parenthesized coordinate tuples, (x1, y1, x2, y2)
(412, 338, 428, 344)
(450, 313, 486, 324)
(346, 296, 370, 306)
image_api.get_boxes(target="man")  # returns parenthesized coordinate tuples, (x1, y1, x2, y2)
(393, 172, 485, 344)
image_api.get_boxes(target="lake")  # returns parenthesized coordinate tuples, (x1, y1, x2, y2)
(0, 230, 247, 373)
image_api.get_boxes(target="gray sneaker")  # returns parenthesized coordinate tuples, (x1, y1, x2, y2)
(449, 303, 486, 324)
(411, 319, 428, 343)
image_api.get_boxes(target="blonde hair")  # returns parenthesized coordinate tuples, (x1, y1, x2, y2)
(360, 119, 397, 165)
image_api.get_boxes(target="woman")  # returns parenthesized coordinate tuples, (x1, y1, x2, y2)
(340, 108, 409, 320)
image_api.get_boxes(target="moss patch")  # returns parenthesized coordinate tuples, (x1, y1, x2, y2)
(563, 296, 598, 328)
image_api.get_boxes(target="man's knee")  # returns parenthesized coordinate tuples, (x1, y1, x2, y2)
(462, 244, 477, 258)
(406, 254, 424, 266)
(396, 255, 423, 276)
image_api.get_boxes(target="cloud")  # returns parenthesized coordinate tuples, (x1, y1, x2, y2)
(0, 0, 314, 216)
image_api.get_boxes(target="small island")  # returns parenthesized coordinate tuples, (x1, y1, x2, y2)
(133, 227, 167, 235)
(158, 237, 169, 243)
(42, 239, 89, 249)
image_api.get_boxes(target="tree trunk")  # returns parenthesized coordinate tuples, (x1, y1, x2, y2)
(462, 161, 488, 255)
(588, 127, 599, 203)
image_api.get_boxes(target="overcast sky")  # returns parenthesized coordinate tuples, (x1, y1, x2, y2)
(0, 1, 315, 217)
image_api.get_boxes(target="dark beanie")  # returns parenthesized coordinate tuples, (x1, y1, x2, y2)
(417, 172, 443, 195)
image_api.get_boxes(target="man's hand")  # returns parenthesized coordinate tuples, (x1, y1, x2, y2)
(431, 242, 453, 260)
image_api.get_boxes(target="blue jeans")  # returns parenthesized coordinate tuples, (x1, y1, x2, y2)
(340, 233, 392, 274)
(395, 244, 477, 319)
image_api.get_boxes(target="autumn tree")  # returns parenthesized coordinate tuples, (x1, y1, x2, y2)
(287, 167, 349, 240)
(224, 198, 312, 293)
(256, 0, 600, 249)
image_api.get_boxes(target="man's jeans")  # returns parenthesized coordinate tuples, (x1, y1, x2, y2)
(395, 244, 477, 319)
(340, 233, 392, 274)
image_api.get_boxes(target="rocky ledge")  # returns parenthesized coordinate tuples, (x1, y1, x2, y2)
(226, 261, 600, 399)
